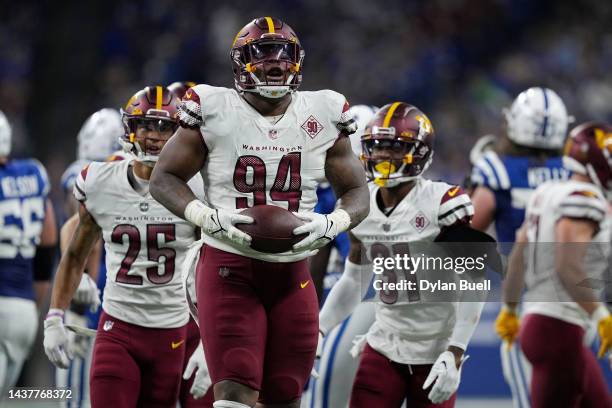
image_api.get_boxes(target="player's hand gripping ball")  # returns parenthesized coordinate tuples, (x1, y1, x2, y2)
(237, 205, 307, 253)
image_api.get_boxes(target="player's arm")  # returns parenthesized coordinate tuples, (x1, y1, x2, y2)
(502, 224, 528, 309)
(293, 137, 369, 251)
(150, 127, 206, 217)
(555, 216, 612, 358)
(318, 232, 370, 335)
(49, 204, 101, 311)
(325, 137, 369, 228)
(60, 213, 101, 281)
(33, 198, 58, 308)
(554, 217, 603, 314)
(470, 186, 496, 231)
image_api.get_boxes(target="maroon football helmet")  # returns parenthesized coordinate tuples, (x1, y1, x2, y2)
(563, 121, 612, 199)
(230, 17, 304, 99)
(168, 81, 197, 100)
(361, 102, 435, 187)
(120, 86, 180, 164)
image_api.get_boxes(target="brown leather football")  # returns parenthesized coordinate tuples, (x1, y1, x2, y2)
(236, 205, 307, 253)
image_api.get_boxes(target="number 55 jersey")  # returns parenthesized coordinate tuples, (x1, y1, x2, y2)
(178, 84, 356, 262)
(74, 159, 204, 328)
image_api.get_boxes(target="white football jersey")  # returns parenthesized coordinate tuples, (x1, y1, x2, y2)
(522, 180, 610, 327)
(351, 178, 474, 364)
(178, 85, 355, 262)
(74, 159, 204, 328)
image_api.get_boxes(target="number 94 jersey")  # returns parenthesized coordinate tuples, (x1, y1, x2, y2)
(74, 159, 204, 328)
(178, 84, 356, 262)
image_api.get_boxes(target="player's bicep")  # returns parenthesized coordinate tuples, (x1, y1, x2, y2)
(155, 127, 207, 182)
(325, 137, 367, 198)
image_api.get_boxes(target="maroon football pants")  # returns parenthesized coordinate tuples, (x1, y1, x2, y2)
(196, 245, 319, 404)
(350, 344, 457, 408)
(90, 311, 187, 408)
(520, 313, 612, 408)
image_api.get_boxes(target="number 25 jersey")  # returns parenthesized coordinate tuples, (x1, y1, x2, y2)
(178, 84, 355, 262)
(74, 159, 204, 328)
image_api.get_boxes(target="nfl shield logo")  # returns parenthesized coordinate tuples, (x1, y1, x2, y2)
(140, 202, 149, 212)
(103, 321, 114, 331)
(382, 224, 391, 232)
(268, 129, 278, 140)
(219, 267, 230, 278)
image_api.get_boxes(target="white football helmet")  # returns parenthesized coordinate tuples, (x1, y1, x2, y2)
(77, 108, 123, 161)
(0, 110, 12, 157)
(504, 87, 572, 150)
(347, 105, 378, 157)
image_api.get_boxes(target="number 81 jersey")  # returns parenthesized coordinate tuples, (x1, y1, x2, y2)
(74, 159, 204, 328)
(178, 84, 356, 262)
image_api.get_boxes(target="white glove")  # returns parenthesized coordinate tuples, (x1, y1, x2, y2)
(182, 342, 211, 399)
(43, 309, 73, 369)
(73, 273, 100, 313)
(311, 330, 324, 379)
(293, 209, 351, 251)
(422, 351, 466, 404)
(64, 311, 91, 359)
(184, 200, 253, 248)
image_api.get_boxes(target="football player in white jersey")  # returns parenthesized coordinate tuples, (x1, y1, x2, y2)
(43, 86, 210, 408)
(56, 107, 124, 408)
(150, 17, 369, 408)
(497, 121, 612, 408)
(318, 102, 485, 407)
(168, 80, 215, 408)
(306, 104, 378, 408)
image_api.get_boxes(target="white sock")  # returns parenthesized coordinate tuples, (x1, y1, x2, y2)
(213, 401, 251, 408)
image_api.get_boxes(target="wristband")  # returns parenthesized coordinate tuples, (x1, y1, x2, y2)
(184, 200, 210, 226)
(329, 208, 351, 232)
(46, 308, 65, 320)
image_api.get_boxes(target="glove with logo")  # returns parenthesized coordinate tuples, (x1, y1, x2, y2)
(423, 351, 467, 404)
(293, 209, 351, 252)
(495, 305, 520, 348)
(184, 200, 253, 248)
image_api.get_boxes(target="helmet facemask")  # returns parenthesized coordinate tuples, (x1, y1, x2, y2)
(232, 39, 304, 99)
(121, 115, 177, 167)
(362, 126, 433, 187)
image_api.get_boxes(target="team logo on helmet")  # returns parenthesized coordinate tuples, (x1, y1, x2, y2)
(230, 17, 304, 99)
(563, 121, 612, 200)
(361, 102, 435, 187)
(120, 86, 180, 166)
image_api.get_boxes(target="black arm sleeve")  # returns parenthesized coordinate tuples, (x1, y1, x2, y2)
(33, 245, 57, 281)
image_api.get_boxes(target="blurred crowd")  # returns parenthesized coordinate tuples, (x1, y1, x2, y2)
(1, 0, 611, 199)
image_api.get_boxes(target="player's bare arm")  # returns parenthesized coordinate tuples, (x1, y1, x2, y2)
(150, 127, 207, 217)
(554, 217, 601, 315)
(470, 186, 496, 231)
(60, 212, 101, 281)
(325, 137, 369, 227)
(502, 224, 528, 308)
(49, 204, 101, 311)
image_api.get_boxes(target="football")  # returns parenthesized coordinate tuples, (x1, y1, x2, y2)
(236, 205, 308, 253)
